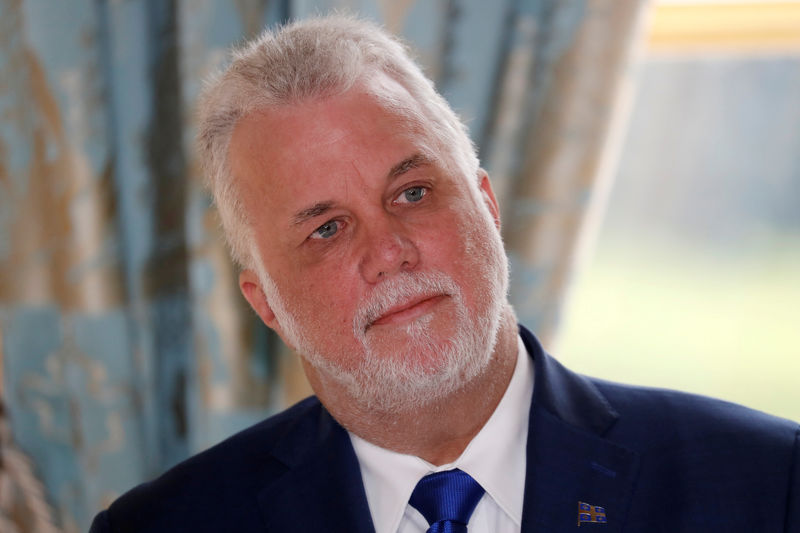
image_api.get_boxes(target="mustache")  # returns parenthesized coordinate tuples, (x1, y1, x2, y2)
(353, 271, 458, 334)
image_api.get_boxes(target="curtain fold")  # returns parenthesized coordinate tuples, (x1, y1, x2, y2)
(500, 0, 649, 342)
(0, 1, 648, 531)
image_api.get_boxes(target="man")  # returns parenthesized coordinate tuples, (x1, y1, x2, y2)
(91, 15, 799, 533)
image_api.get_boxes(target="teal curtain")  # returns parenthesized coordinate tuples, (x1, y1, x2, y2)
(0, 1, 647, 531)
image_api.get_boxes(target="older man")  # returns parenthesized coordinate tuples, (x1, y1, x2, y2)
(91, 16, 798, 533)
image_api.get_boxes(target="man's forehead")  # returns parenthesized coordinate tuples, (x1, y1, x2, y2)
(230, 88, 434, 179)
(226, 75, 462, 237)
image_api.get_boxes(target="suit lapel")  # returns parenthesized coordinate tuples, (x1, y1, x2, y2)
(255, 327, 640, 532)
(520, 327, 641, 532)
(256, 405, 375, 533)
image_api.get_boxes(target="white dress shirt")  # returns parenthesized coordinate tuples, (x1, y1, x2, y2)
(350, 335, 534, 533)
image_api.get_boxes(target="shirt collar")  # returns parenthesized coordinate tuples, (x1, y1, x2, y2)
(350, 335, 534, 533)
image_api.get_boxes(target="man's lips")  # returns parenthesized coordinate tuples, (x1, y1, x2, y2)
(368, 294, 447, 328)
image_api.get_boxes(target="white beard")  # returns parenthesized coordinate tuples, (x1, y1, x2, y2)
(253, 207, 509, 412)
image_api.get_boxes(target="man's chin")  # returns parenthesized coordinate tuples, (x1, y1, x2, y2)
(306, 295, 500, 412)
(362, 334, 459, 374)
(349, 343, 492, 412)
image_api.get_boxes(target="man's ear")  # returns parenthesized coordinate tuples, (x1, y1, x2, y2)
(239, 269, 279, 329)
(239, 269, 298, 351)
(477, 169, 501, 230)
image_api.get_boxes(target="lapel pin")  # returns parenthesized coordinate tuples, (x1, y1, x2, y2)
(577, 501, 607, 526)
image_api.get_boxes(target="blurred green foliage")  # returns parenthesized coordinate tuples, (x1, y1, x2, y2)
(557, 235, 800, 423)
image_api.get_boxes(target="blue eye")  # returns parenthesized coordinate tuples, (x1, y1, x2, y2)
(400, 186, 426, 203)
(312, 220, 339, 239)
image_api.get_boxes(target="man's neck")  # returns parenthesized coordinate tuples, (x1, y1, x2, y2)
(305, 306, 519, 465)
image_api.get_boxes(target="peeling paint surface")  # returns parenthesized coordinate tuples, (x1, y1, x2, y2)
(0, 1, 643, 531)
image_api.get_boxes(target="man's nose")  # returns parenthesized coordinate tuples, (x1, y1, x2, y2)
(358, 216, 420, 283)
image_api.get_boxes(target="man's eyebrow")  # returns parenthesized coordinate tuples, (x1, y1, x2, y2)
(291, 155, 432, 226)
(292, 201, 334, 226)
(387, 153, 434, 180)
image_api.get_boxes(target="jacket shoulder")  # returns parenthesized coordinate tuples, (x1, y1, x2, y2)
(94, 396, 327, 532)
(591, 379, 800, 531)
(592, 377, 798, 448)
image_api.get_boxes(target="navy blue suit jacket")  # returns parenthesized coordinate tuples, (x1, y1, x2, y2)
(91, 326, 799, 532)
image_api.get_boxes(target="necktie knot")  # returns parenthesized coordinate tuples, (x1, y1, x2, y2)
(409, 469, 485, 533)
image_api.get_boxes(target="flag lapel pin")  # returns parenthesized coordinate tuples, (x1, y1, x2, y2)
(577, 501, 607, 526)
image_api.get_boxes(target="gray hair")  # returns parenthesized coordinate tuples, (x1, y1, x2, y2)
(196, 15, 480, 268)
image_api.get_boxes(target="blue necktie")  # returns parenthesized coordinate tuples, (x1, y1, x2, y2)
(409, 469, 485, 533)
